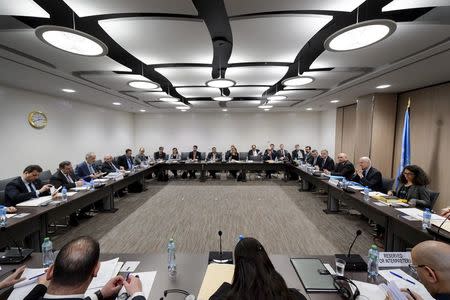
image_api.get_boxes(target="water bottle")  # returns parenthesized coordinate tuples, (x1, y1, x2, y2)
(367, 244, 379, 279)
(239, 234, 244, 241)
(168, 239, 177, 279)
(364, 187, 370, 201)
(61, 186, 68, 201)
(0, 206, 7, 227)
(42, 237, 54, 267)
(342, 179, 348, 189)
(422, 208, 432, 229)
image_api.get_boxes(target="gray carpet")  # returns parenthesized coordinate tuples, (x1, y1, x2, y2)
(52, 180, 374, 256)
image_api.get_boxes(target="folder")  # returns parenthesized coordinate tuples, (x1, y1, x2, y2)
(290, 258, 337, 293)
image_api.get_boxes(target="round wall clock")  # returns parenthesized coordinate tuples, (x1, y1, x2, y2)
(28, 111, 48, 129)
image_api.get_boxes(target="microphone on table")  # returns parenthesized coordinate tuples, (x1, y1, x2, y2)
(0, 226, 33, 264)
(208, 230, 233, 264)
(335, 229, 367, 271)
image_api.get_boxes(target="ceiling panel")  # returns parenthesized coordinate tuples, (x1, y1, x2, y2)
(80, 73, 162, 91)
(276, 89, 324, 99)
(127, 91, 173, 101)
(99, 18, 213, 65)
(149, 101, 180, 109)
(0, 0, 49, 18)
(0, 29, 131, 72)
(155, 67, 212, 86)
(176, 87, 220, 98)
(229, 15, 332, 64)
(226, 66, 289, 85)
(229, 86, 269, 97)
(188, 101, 221, 108)
(268, 100, 297, 107)
(382, 0, 450, 12)
(63, 0, 197, 17)
(225, 0, 365, 16)
(283, 70, 364, 89)
(310, 23, 450, 69)
(227, 100, 261, 108)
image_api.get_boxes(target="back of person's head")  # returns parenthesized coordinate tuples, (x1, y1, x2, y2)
(228, 237, 293, 300)
(51, 236, 100, 287)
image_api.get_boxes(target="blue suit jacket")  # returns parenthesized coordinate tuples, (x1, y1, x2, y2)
(75, 161, 98, 182)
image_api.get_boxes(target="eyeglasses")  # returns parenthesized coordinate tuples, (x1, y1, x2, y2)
(409, 264, 426, 274)
(403, 171, 414, 176)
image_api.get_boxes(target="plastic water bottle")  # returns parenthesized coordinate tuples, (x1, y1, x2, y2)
(342, 179, 348, 189)
(363, 187, 370, 202)
(168, 239, 177, 279)
(239, 234, 244, 241)
(367, 244, 379, 279)
(422, 208, 432, 229)
(61, 187, 68, 201)
(42, 237, 54, 267)
(0, 206, 7, 227)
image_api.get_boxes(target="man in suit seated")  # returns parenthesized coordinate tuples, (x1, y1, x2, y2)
(324, 153, 355, 180)
(117, 149, 134, 171)
(75, 152, 104, 182)
(352, 156, 383, 191)
(207, 147, 222, 179)
(186, 145, 202, 179)
(154, 146, 166, 161)
(5, 165, 52, 206)
(277, 144, 291, 162)
(225, 145, 236, 161)
(264, 143, 275, 155)
(101, 155, 123, 174)
(292, 144, 305, 161)
(316, 149, 335, 172)
(247, 145, 260, 159)
(24, 236, 145, 300)
(134, 147, 148, 166)
(264, 148, 277, 179)
(303, 146, 312, 162)
(306, 149, 321, 166)
(153, 147, 168, 181)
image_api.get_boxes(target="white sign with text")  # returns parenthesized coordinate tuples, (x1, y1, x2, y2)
(378, 252, 412, 267)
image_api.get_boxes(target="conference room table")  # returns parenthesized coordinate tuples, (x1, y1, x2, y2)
(0, 252, 402, 300)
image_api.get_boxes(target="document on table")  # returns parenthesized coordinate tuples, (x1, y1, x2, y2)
(6, 213, 16, 218)
(71, 186, 89, 191)
(396, 208, 445, 222)
(120, 261, 140, 272)
(349, 185, 364, 191)
(350, 280, 386, 300)
(198, 264, 234, 300)
(379, 269, 434, 300)
(8, 268, 46, 299)
(85, 258, 121, 296)
(16, 196, 53, 207)
(116, 272, 156, 300)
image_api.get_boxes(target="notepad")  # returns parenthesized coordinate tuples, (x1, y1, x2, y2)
(116, 271, 156, 300)
(379, 269, 434, 300)
(8, 268, 46, 299)
(290, 258, 336, 292)
(85, 258, 121, 296)
(16, 196, 53, 207)
(198, 263, 234, 300)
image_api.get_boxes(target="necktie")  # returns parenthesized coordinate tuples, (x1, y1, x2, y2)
(28, 183, 36, 194)
(66, 174, 73, 183)
(88, 164, 95, 174)
(127, 158, 132, 169)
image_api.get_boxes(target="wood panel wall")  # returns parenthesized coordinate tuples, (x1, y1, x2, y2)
(335, 104, 357, 162)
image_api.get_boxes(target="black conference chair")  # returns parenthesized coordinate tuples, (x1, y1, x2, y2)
(239, 152, 248, 161)
(200, 152, 206, 161)
(39, 170, 52, 183)
(181, 152, 189, 160)
(0, 177, 15, 191)
(429, 190, 440, 210)
(0, 190, 5, 205)
(381, 177, 395, 194)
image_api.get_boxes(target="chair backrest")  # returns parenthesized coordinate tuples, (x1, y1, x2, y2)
(239, 152, 248, 161)
(429, 190, 440, 209)
(39, 170, 52, 183)
(94, 160, 102, 168)
(0, 190, 5, 205)
(181, 152, 189, 160)
(200, 152, 206, 160)
(0, 177, 15, 191)
(381, 177, 394, 194)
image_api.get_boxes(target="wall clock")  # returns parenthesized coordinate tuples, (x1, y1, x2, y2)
(28, 111, 48, 129)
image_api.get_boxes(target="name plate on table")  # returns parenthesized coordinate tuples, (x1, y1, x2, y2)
(378, 252, 411, 267)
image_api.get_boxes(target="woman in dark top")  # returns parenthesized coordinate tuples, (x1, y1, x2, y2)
(228, 147, 240, 178)
(210, 237, 306, 300)
(388, 165, 431, 208)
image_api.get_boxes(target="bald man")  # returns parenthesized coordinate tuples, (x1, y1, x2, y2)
(389, 241, 450, 300)
(324, 153, 355, 180)
(351, 157, 382, 191)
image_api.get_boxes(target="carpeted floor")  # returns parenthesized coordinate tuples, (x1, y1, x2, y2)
(52, 179, 374, 256)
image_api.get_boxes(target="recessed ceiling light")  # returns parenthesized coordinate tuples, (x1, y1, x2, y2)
(112, 102, 121, 106)
(139, 109, 146, 112)
(258, 105, 273, 109)
(35, 25, 108, 56)
(159, 97, 179, 102)
(282, 76, 314, 87)
(324, 19, 397, 52)
(206, 78, 236, 88)
(267, 95, 287, 101)
(213, 96, 233, 102)
(376, 84, 391, 89)
(62, 88, 76, 93)
(330, 99, 340, 103)
(176, 106, 190, 110)
(128, 80, 160, 90)
(222, 109, 228, 112)
(264, 108, 270, 111)
(306, 107, 313, 111)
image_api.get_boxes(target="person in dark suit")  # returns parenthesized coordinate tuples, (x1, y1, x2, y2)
(277, 144, 291, 162)
(117, 149, 134, 171)
(352, 157, 383, 191)
(187, 145, 202, 178)
(24, 236, 145, 300)
(154, 146, 166, 161)
(292, 144, 305, 161)
(303, 146, 312, 162)
(388, 165, 431, 209)
(153, 146, 168, 181)
(101, 155, 123, 174)
(5, 165, 52, 206)
(225, 145, 236, 161)
(228, 147, 240, 179)
(207, 147, 222, 179)
(134, 147, 148, 165)
(210, 237, 307, 300)
(264, 143, 275, 155)
(264, 148, 277, 179)
(247, 144, 260, 159)
(324, 153, 355, 180)
(75, 152, 104, 182)
(316, 150, 335, 172)
(306, 149, 321, 167)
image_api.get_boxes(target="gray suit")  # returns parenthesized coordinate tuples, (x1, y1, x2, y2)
(394, 184, 431, 209)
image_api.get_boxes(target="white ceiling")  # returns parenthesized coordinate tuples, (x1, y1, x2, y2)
(80, 73, 162, 91)
(0, 0, 49, 18)
(226, 66, 289, 86)
(99, 17, 213, 65)
(284, 70, 365, 89)
(62, 0, 198, 17)
(229, 86, 271, 98)
(176, 87, 221, 98)
(382, 0, 450, 12)
(155, 67, 212, 87)
(228, 15, 332, 63)
(276, 89, 325, 100)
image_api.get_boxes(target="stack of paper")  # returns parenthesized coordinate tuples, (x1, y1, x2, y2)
(396, 208, 445, 222)
(85, 258, 122, 296)
(379, 269, 434, 300)
(16, 196, 53, 207)
(8, 268, 46, 299)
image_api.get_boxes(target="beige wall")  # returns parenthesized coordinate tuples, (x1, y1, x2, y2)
(335, 104, 357, 162)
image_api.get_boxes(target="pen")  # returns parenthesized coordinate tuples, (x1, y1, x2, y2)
(28, 272, 46, 281)
(125, 272, 130, 281)
(390, 271, 416, 285)
(407, 288, 417, 300)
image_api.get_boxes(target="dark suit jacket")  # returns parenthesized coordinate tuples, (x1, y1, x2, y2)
(101, 161, 120, 174)
(117, 155, 134, 170)
(154, 152, 166, 160)
(207, 152, 222, 161)
(394, 184, 431, 209)
(307, 155, 322, 166)
(331, 161, 355, 180)
(247, 149, 260, 157)
(318, 156, 335, 171)
(352, 167, 383, 191)
(209, 282, 306, 300)
(264, 151, 277, 161)
(5, 177, 49, 206)
(75, 161, 99, 182)
(50, 170, 80, 189)
(292, 149, 305, 161)
(24, 284, 145, 300)
(189, 151, 201, 160)
(277, 150, 291, 161)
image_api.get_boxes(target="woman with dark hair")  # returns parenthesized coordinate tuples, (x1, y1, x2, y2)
(210, 237, 306, 300)
(388, 165, 431, 208)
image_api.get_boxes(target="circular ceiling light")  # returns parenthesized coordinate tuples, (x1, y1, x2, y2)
(282, 76, 314, 87)
(139, 109, 146, 112)
(306, 107, 313, 111)
(222, 109, 228, 112)
(159, 97, 179, 102)
(35, 25, 108, 56)
(213, 96, 233, 102)
(176, 106, 190, 110)
(258, 105, 273, 109)
(324, 19, 397, 52)
(267, 95, 287, 101)
(376, 84, 391, 89)
(330, 99, 340, 103)
(128, 80, 160, 90)
(206, 78, 236, 88)
(264, 108, 270, 111)
(62, 88, 76, 93)
(112, 102, 121, 106)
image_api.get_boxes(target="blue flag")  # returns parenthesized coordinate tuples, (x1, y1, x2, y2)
(395, 102, 411, 188)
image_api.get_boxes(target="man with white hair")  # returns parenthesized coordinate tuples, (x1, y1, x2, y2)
(75, 152, 104, 182)
(324, 153, 355, 180)
(351, 156, 382, 191)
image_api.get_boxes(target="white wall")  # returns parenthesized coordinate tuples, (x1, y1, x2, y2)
(134, 111, 336, 155)
(319, 109, 337, 158)
(0, 85, 134, 178)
